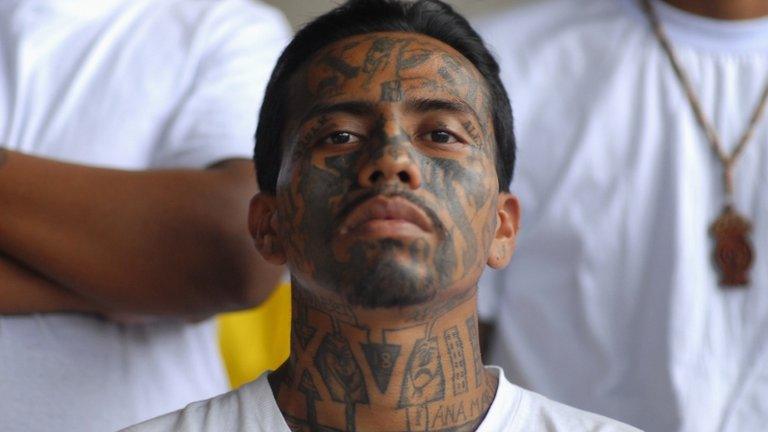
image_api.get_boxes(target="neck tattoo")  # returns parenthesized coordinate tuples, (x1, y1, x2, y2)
(641, 0, 766, 287)
(270, 284, 497, 432)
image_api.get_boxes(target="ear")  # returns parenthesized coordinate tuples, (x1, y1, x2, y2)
(248, 193, 287, 265)
(487, 193, 520, 269)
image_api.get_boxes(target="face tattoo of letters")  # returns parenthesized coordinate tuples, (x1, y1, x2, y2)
(250, 32, 519, 432)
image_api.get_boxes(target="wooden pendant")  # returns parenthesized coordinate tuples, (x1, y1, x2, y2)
(710, 205, 754, 288)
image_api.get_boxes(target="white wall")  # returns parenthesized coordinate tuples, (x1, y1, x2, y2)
(263, 0, 530, 29)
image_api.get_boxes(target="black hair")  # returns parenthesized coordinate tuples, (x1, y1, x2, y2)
(254, 0, 515, 192)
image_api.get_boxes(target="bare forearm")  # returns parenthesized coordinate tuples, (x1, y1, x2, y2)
(0, 150, 282, 314)
(0, 255, 99, 314)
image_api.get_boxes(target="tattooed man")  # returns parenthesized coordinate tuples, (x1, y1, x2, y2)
(125, 1, 640, 431)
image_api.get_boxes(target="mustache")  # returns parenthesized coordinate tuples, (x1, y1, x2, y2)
(334, 188, 447, 235)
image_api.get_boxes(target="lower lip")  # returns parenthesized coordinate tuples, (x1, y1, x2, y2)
(346, 219, 428, 238)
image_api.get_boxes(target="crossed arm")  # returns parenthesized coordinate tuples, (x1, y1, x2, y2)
(0, 148, 283, 317)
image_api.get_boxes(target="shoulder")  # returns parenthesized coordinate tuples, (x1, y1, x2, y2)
(484, 367, 642, 431)
(130, 0, 291, 50)
(120, 374, 287, 432)
(476, 0, 627, 43)
(474, 0, 636, 75)
(150, 0, 288, 27)
(123, 0, 291, 87)
(187, 0, 290, 34)
(515, 386, 643, 431)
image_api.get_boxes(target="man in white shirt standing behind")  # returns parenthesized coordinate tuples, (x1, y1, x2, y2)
(477, 0, 768, 430)
(0, 0, 290, 431)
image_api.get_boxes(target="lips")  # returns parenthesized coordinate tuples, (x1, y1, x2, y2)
(339, 195, 434, 236)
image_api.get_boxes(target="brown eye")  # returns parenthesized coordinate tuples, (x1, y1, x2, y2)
(429, 130, 458, 144)
(323, 131, 359, 146)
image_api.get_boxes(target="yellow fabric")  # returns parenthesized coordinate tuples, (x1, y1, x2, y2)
(217, 282, 291, 388)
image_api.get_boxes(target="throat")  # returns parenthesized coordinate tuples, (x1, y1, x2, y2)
(269, 285, 497, 431)
(661, 0, 768, 20)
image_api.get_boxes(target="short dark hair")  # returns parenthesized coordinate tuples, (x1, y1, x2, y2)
(254, 0, 515, 193)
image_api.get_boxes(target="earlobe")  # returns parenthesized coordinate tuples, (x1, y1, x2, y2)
(487, 193, 520, 269)
(248, 193, 287, 265)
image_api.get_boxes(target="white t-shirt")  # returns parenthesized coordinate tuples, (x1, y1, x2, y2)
(122, 366, 641, 432)
(476, 1, 768, 431)
(0, 1, 290, 431)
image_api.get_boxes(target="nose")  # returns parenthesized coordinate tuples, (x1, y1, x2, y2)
(358, 140, 421, 190)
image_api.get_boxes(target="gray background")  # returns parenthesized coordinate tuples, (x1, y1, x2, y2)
(262, 0, 529, 29)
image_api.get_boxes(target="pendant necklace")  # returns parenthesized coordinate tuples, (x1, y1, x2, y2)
(640, 0, 768, 287)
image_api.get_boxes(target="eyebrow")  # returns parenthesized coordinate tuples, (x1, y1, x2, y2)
(300, 101, 377, 124)
(405, 97, 478, 120)
(299, 97, 480, 125)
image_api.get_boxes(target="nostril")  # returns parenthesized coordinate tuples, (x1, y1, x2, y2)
(397, 171, 411, 183)
(369, 171, 384, 184)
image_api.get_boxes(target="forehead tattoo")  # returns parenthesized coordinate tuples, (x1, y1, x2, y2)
(304, 34, 491, 128)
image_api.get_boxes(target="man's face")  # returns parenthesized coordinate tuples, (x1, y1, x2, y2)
(267, 32, 511, 308)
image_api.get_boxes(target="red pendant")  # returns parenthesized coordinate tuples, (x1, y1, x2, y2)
(710, 205, 754, 288)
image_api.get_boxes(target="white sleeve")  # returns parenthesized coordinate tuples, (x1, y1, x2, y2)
(151, 1, 291, 168)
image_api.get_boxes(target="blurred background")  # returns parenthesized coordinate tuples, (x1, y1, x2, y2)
(262, 0, 530, 29)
